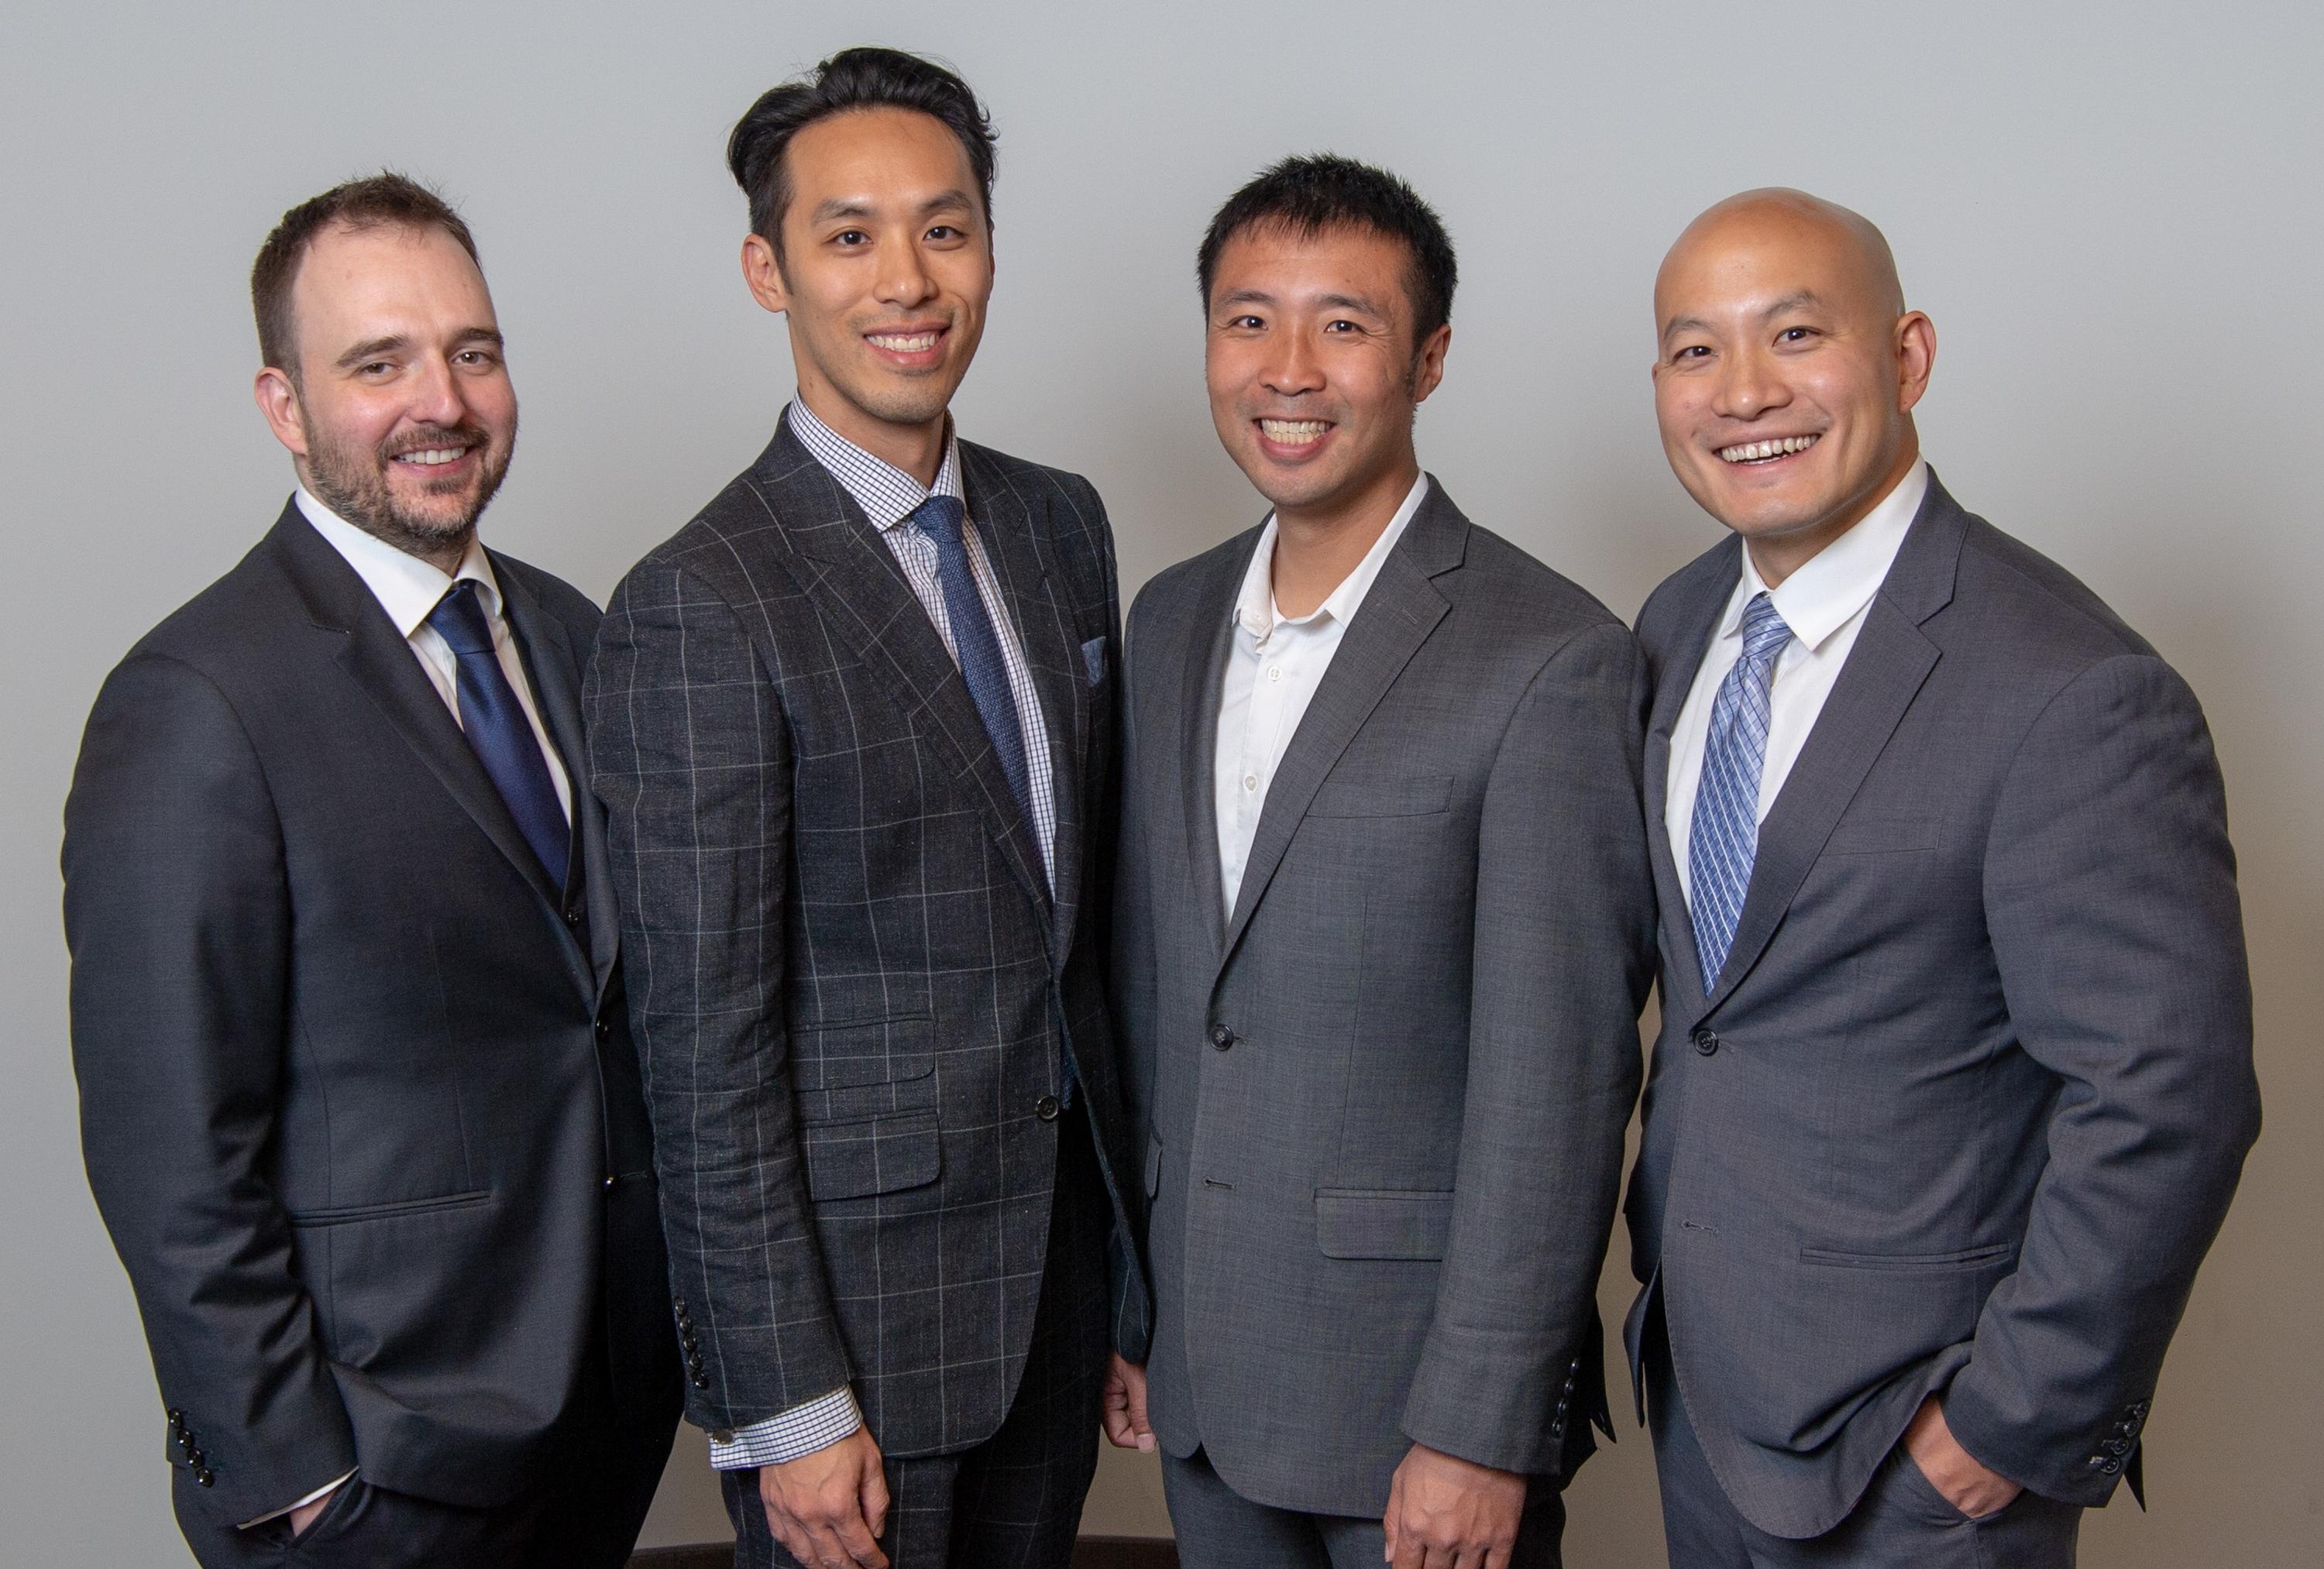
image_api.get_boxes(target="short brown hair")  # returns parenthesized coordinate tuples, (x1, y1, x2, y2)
(250, 173, 479, 377)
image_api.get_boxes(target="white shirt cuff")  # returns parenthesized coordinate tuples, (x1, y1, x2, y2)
(709, 1387, 863, 1470)
(237, 1469, 355, 1530)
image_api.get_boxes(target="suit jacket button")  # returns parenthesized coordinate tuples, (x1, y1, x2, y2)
(1036, 1095, 1061, 1121)
(594, 1017, 612, 1042)
(194, 1468, 214, 1487)
(1210, 1024, 1236, 1051)
(1692, 1028, 1720, 1056)
(166, 1409, 184, 1427)
(565, 905, 583, 927)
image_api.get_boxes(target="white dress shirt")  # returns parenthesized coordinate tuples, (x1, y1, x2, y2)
(1666, 460, 1927, 905)
(240, 493, 575, 1530)
(295, 489, 573, 827)
(1215, 473, 1428, 916)
(706, 400, 1064, 1474)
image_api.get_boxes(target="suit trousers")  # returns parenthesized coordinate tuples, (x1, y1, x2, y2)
(184, 1331, 670, 1569)
(1645, 1311, 2081, 1568)
(1160, 1446, 1566, 1569)
(724, 1104, 1110, 1569)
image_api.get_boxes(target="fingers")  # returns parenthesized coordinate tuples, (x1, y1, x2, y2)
(858, 1444, 891, 1543)
(1126, 1367, 1154, 1449)
(826, 1506, 889, 1569)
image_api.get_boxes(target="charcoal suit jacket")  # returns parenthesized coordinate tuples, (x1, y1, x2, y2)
(64, 501, 680, 1538)
(1624, 472, 2260, 1538)
(584, 417, 1146, 1457)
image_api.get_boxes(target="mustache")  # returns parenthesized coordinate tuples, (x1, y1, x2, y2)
(382, 424, 491, 459)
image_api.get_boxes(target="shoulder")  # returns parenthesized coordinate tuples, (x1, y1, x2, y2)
(608, 466, 806, 612)
(1943, 510, 2159, 676)
(1453, 522, 1628, 636)
(1634, 533, 1738, 649)
(490, 551, 601, 638)
(1128, 525, 1260, 635)
(120, 534, 304, 678)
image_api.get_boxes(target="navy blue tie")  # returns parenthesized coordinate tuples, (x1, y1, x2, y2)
(1687, 592, 1794, 990)
(910, 495, 1036, 833)
(426, 581, 572, 883)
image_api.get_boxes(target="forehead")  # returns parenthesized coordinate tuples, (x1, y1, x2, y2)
(783, 107, 978, 214)
(1211, 221, 1411, 311)
(290, 222, 493, 336)
(1655, 215, 1863, 325)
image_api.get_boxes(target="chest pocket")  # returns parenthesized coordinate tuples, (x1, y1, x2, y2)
(1306, 774, 1452, 819)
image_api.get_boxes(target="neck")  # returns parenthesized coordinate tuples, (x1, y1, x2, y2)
(795, 379, 948, 488)
(1745, 438, 1918, 589)
(1270, 455, 1421, 620)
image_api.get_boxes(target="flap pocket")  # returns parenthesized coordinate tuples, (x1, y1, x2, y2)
(290, 1189, 491, 1227)
(804, 1111, 941, 1203)
(1307, 774, 1453, 819)
(794, 1015, 935, 1091)
(1144, 1134, 1163, 1199)
(1315, 1188, 1456, 1259)
(1821, 815, 1938, 855)
(1800, 1241, 2016, 1272)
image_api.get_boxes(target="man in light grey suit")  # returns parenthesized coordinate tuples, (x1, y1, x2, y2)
(1105, 155, 1656, 1569)
(1626, 189, 2260, 1567)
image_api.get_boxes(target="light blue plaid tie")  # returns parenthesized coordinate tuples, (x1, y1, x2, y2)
(1687, 592, 1794, 991)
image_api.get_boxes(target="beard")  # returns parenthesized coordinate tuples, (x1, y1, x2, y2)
(301, 407, 515, 560)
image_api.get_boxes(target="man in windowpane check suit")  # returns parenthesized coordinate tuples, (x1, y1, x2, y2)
(63, 174, 679, 1567)
(585, 50, 1141, 1569)
(1624, 188, 2261, 1566)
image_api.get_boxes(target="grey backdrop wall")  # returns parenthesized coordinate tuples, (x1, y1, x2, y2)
(7, 2, 2316, 1563)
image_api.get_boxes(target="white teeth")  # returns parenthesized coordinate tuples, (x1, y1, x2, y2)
(868, 332, 940, 352)
(1716, 434, 1819, 464)
(394, 448, 466, 465)
(1260, 419, 1329, 444)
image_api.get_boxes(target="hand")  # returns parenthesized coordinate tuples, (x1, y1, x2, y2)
(1102, 1354, 1155, 1451)
(758, 1427, 890, 1569)
(1903, 1396, 2023, 1520)
(287, 1484, 339, 1537)
(1383, 1442, 1527, 1569)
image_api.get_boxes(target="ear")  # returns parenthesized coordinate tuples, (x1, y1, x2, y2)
(741, 232, 790, 316)
(1409, 322, 1452, 406)
(1894, 310, 1936, 414)
(253, 366, 309, 458)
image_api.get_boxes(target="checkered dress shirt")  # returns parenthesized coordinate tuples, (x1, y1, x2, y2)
(706, 400, 1061, 1472)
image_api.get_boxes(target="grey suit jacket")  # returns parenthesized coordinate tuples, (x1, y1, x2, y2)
(1116, 479, 1657, 1516)
(1623, 472, 2260, 1538)
(64, 503, 679, 1536)
(584, 417, 1146, 1459)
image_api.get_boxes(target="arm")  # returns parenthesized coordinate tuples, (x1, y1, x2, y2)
(64, 653, 356, 1528)
(1400, 622, 1658, 1475)
(583, 563, 854, 1440)
(1943, 654, 2259, 1504)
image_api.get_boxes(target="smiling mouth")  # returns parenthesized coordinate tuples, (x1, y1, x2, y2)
(1717, 434, 1819, 465)
(391, 445, 473, 469)
(1258, 418, 1332, 448)
(866, 329, 943, 353)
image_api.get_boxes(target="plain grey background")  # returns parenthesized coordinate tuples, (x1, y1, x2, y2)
(7, 2, 2316, 1563)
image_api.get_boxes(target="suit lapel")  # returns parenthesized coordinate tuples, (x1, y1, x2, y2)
(493, 557, 610, 994)
(1217, 481, 1463, 972)
(962, 445, 1083, 950)
(1701, 479, 1966, 1013)
(1177, 539, 1249, 961)
(1643, 541, 1741, 1023)
(758, 427, 1054, 927)
(266, 506, 568, 917)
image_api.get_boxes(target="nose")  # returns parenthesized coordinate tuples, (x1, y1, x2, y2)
(407, 353, 468, 427)
(873, 232, 938, 309)
(1260, 328, 1325, 400)
(1711, 342, 1789, 424)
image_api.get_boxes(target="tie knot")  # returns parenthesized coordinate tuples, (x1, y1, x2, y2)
(1738, 592, 1793, 664)
(909, 493, 968, 550)
(426, 580, 496, 657)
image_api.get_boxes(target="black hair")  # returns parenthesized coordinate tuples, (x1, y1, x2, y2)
(1197, 153, 1457, 347)
(251, 172, 479, 377)
(727, 46, 996, 261)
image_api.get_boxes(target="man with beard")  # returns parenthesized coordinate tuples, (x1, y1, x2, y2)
(586, 47, 1141, 1569)
(63, 173, 679, 1568)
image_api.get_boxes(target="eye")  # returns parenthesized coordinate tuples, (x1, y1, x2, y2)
(1777, 326, 1817, 345)
(1670, 345, 1712, 363)
(1224, 314, 1264, 331)
(925, 224, 963, 242)
(1323, 319, 1360, 334)
(831, 229, 870, 247)
(357, 361, 394, 378)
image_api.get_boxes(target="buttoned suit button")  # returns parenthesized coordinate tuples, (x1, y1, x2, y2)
(1036, 1095, 1061, 1121)
(594, 1017, 612, 1042)
(1692, 1028, 1720, 1056)
(565, 905, 583, 927)
(1210, 1024, 1236, 1051)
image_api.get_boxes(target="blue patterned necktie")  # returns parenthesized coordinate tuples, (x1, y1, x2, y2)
(909, 495, 1036, 832)
(1687, 592, 1795, 991)
(426, 580, 572, 883)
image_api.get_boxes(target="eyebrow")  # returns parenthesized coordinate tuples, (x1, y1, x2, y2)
(807, 189, 977, 225)
(1213, 289, 1388, 318)
(332, 327, 504, 370)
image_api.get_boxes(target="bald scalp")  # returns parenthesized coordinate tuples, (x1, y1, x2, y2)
(1658, 187, 1906, 328)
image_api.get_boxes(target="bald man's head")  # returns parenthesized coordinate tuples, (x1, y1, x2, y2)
(1648, 187, 1935, 582)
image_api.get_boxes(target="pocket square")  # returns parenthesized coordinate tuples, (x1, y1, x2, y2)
(1081, 634, 1108, 685)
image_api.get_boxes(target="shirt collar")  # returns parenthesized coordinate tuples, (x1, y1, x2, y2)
(1232, 472, 1431, 644)
(1719, 459, 1927, 652)
(785, 397, 964, 534)
(295, 486, 500, 639)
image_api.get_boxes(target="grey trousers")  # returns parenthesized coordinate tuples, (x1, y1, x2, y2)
(1645, 1320, 2081, 1568)
(1160, 1445, 1566, 1569)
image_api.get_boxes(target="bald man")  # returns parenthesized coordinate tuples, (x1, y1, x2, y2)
(1620, 189, 2258, 1567)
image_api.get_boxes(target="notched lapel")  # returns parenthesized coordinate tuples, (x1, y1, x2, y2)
(1177, 544, 1246, 957)
(1644, 542, 1741, 1019)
